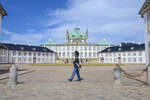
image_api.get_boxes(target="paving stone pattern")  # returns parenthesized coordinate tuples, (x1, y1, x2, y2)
(0, 65, 150, 100)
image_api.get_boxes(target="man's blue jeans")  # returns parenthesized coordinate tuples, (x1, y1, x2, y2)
(70, 68, 81, 80)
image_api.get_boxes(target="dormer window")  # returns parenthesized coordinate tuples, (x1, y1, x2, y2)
(20, 47, 24, 50)
(119, 44, 122, 47)
(43, 49, 47, 52)
(119, 48, 122, 51)
(32, 48, 36, 51)
(108, 49, 111, 51)
(131, 47, 134, 50)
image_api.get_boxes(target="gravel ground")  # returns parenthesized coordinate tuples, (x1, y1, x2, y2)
(0, 65, 150, 100)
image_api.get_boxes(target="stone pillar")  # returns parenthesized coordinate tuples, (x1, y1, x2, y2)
(114, 66, 121, 85)
(147, 66, 150, 86)
(8, 65, 18, 86)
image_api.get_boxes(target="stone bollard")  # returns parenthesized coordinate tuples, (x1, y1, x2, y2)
(147, 66, 150, 86)
(114, 66, 121, 85)
(8, 65, 18, 86)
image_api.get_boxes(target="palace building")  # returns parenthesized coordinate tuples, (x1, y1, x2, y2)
(98, 43, 146, 64)
(0, 43, 56, 64)
(43, 27, 112, 63)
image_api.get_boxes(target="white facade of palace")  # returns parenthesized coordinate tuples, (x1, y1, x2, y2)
(43, 27, 112, 63)
(44, 42, 111, 63)
(46, 44, 109, 58)
(99, 50, 145, 64)
(98, 43, 146, 64)
(0, 43, 56, 64)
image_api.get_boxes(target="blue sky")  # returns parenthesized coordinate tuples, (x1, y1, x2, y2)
(0, 0, 145, 45)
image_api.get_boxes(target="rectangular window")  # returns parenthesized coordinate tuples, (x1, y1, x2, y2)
(85, 52, 87, 57)
(85, 46, 87, 51)
(113, 53, 116, 57)
(138, 51, 142, 56)
(18, 57, 21, 62)
(29, 58, 32, 62)
(12, 51, 16, 56)
(105, 54, 108, 57)
(93, 46, 96, 51)
(123, 58, 126, 63)
(109, 58, 112, 62)
(76, 46, 78, 51)
(81, 46, 83, 51)
(67, 46, 70, 51)
(122, 52, 126, 56)
(63, 46, 65, 51)
(24, 52, 27, 56)
(128, 58, 131, 62)
(109, 53, 111, 56)
(105, 58, 107, 62)
(4, 50, 7, 55)
(67, 52, 69, 57)
(29, 52, 32, 56)
(133, 58, 137, 62)
(114, 58, 117, 62)
(42, 53, 45, 56)
(24, 58, 26, 62)
(128, 52, 131, 56)
(63, 52, 65, 57)
(38, 52, 41, 56)
(97, 46, 100, 51)
(80, 52, 83, 57)
(18, 52, 21, 56)
(12, 57, 16, 63)
(139, 57, 143, 62)
(118, 53, 121, 56)
(42, 58, 45, 62)
(93, 52, 96, 57)
(59, 52, 61, 57)
(89, 46, 91, 51)
(38, 58, 41, 62)
(34, 52, 36, 56)
(133, 52, 136, 56)
(0, 49, 3, 55)
(89, 52, 91, 57)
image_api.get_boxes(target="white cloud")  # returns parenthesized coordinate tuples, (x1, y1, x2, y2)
(2, 0, 145, 45)
(46, 0, 145, 44)
(2, 29, 50, 45)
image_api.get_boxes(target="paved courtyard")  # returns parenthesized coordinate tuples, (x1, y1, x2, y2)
(0, 65, 150, 100)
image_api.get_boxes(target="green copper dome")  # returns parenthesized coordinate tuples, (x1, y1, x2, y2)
(44, 39, 55, 45)
(69, 32, 85, 39)
(99, 39, 111, 46)
(69, 27, 86, 39)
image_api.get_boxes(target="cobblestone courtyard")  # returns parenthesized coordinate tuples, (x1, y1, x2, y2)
(0, 65, 150, 100)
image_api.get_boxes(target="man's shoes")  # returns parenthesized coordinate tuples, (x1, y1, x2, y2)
(68, 79, 72, 81)
(77, 78, 84, 81)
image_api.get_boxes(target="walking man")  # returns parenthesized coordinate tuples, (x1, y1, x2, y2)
(68, 51, 83, 81)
